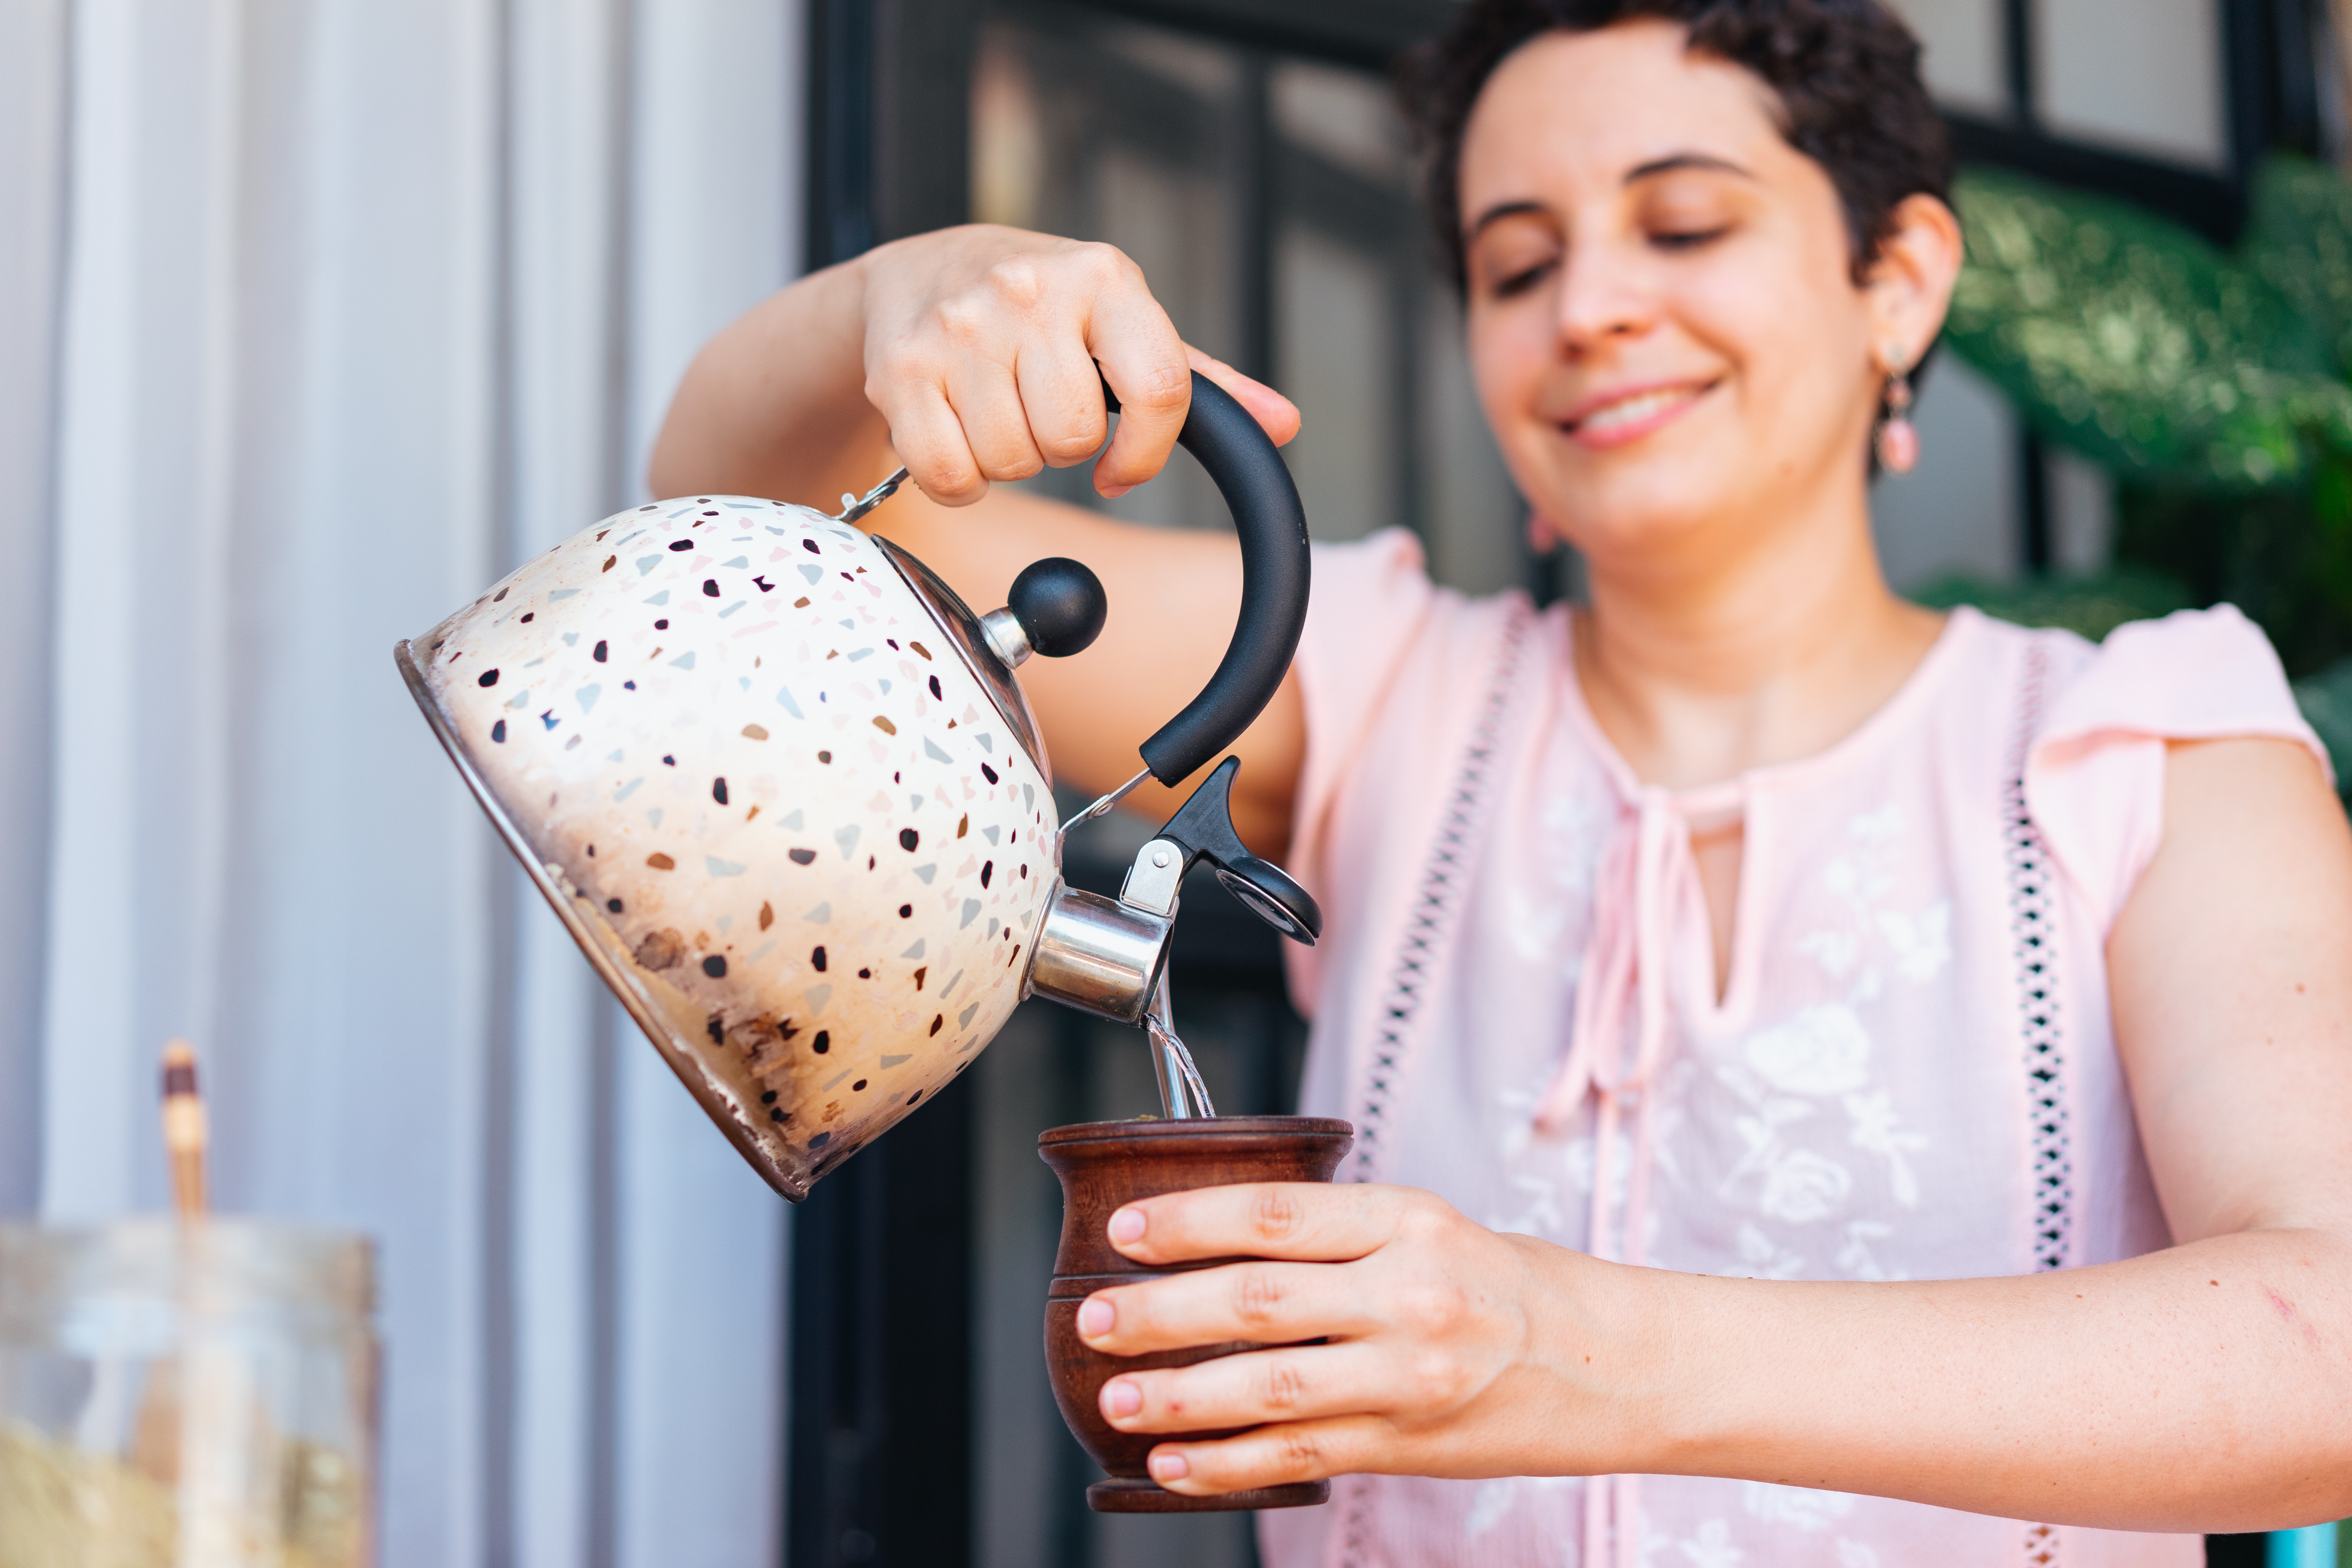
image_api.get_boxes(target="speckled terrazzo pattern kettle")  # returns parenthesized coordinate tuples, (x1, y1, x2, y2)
(396, 374, 1319, 1199)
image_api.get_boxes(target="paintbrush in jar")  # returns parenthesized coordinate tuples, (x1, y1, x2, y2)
(160, 1038, 208, 1219)
(131, 1039, 211, 1486)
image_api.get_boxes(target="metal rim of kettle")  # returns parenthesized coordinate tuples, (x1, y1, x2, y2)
(392, 637, 817, 1199)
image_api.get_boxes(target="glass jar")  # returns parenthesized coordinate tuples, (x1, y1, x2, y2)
(0, 1220, 377, 1567)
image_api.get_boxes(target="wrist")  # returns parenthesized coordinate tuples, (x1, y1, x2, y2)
(1522, 1245, 1720, 1477)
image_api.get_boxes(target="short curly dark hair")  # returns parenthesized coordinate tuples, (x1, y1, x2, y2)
(1397, 0, 1953, 290)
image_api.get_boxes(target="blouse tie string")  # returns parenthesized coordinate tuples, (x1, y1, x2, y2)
(1531, 785, 1686, 1568)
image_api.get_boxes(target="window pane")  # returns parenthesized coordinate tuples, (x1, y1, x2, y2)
(1883, 0, 2008, 116)
(2036, 0, 2229, 169)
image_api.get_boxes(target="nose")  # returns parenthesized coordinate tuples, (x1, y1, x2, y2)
(1552, 234, 1658, 356)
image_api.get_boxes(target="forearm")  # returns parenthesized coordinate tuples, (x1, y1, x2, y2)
(1612, 1226, 2352, 1530)
(646, 254, 886, 506)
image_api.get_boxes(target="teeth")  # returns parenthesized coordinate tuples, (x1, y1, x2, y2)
(1577, 388, 1693, 433)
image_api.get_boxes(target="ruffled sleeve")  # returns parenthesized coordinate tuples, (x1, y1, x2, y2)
(2025, 604, 2331, 932)
(1283, 529, 1437, 989)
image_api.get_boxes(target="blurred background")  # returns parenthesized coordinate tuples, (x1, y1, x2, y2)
(4, 2, 2350, 1566)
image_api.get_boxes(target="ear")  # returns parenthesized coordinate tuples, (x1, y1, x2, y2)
(1862, 193, 1963, 373)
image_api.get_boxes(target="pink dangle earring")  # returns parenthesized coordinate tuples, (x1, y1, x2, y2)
(1876, 354, 1920, 475)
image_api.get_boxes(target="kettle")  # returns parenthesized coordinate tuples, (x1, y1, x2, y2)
(395, 374, 1319, 1199)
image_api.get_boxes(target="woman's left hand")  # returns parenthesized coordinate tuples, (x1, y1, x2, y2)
(1076, 1182, 1653, 1495)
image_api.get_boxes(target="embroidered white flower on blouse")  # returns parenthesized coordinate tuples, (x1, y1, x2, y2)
(1757, 1148, 1853, 1223)
(1731, 1222, 1804, 1279)
(1488, 1172, 1565, 1238)
(1741, 1481, 1858, 1530)
(1742, 1004, 1872, 1095)
(1463, 1474, 1577, 1537)
(1876, 900, 1952, 982)
(1796, 927, 1860, 978)
(1835, 1219, 1911, 1282)
(1677, 1519, 1745, 1568)
(1844, 1091, 1927, 1207)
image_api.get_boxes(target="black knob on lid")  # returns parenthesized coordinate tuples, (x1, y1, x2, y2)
(1007, 557, 1107, 658)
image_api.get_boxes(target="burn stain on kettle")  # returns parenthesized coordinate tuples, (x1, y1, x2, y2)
(632, 928, 685, 969)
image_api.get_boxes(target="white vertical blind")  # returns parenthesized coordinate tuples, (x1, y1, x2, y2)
(4, 1, 803, 1563)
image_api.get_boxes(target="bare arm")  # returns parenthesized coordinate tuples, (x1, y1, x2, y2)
(648, 227, 1308, 851)
(1074, 737, 2352, 1531)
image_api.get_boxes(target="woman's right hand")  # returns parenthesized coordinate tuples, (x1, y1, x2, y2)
(854, 224, 1298, 506)
(649, 223, 1311, 848)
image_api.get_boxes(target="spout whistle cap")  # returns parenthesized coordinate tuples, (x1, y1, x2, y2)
(1007, 557, 1108, 658)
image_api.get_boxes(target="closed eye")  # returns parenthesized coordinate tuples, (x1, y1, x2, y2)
(1651, 226, 1731, 252)
(1490, 257, 1557, 298)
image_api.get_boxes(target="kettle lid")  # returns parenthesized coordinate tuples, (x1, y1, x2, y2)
(873, 535, 1051, 786)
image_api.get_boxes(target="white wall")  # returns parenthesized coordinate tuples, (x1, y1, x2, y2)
(2, 2, 804, 1563)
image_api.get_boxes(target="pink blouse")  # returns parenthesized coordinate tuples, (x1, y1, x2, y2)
(1260, 530, 2329, 1568)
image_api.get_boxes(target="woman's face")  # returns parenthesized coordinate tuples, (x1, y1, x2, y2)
(1459, 22, 1933, 572)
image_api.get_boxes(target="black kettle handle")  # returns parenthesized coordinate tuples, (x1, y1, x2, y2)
(1101, 370, 1310, 784)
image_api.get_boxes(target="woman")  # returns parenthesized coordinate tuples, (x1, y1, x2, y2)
(651, 1, 2352, 1562)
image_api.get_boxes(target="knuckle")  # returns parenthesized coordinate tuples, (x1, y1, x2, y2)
(921, 460, 982, 501)
(933, 292, 994, 346)
(1232, 1267, 1288, 1331)
(1262, 1357, 1310, 1414)
(1395, 1279, 1469, 1335)
(1070, 239, 1130, 285)
(1133, 353, 1190, 409)
(978, 447, 1043, 482)
(1038, 422, 1104, 463)
(1396, 1194, 1458, 1246)
(1249, 1187, 1308, 1246)
(1403, 1348, 1469, 1409)
(982, 255, 1047, 310)
(1275, 1428, 1325, 1476)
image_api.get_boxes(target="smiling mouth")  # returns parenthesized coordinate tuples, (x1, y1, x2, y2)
(1563, 381, 1716, 443)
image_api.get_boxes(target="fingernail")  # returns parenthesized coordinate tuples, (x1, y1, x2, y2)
(1108, 1207, 1145, 1245)
(1100, 483, 1132, 499)
(1149, 1451, 1190, 1483)
(1077, 1297, 1114, 1338)
(1103, 1379, 1142, 1419)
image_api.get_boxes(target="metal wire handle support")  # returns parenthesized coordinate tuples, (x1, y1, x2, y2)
(833, 466, 912, 525)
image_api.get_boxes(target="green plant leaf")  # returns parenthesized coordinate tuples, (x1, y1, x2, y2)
(2245, 156, 2352, 378)
(1947, 168, 2352, 491)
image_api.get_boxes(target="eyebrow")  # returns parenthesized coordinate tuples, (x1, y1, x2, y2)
(1464, 153, 1759, 243)
(1624, 152, 1756, 183)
